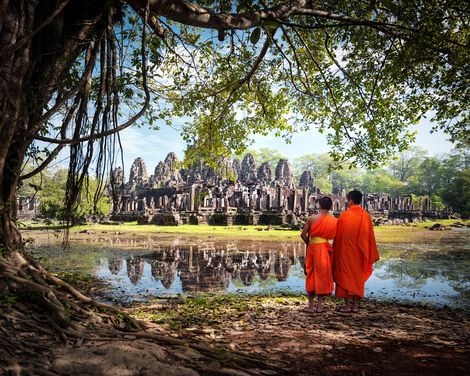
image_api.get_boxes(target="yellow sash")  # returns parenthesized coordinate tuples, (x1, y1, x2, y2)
(309, 236, 329, 244)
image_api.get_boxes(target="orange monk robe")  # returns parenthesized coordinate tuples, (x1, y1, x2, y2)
(333, 205, 379, 299)
(305, 214, 338, 295)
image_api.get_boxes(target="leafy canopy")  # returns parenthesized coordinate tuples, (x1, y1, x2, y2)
(133, 0, 469, 169)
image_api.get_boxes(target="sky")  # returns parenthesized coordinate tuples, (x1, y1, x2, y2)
(42, 111, 456, 179)
(117, 116, 456, 177)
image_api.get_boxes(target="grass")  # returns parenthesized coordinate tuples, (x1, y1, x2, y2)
(129, 292, 308, 330)
(22, 218, 469, 243)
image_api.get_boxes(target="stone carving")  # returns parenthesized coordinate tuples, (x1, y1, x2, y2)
(257, 162, 272, 184)
(239, 153, 257, 183)
(15, 152, 451, 223)
(128, 157, 148, 190)
(110, 167, 125, 191)
(299, 170, 314, 189)
(151, 152, 182, 187)
(232, 158, 241, 178)
(275, 159, 294, 188)
(108, 154, 453, 226)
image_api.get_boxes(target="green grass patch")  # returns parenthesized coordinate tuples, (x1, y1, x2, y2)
(22, 219, 469, 243)
(130, 293, 309, 331)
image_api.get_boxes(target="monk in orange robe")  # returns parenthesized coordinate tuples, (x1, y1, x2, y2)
(300, 197, 338, 313)
(333, 190, 379, 312)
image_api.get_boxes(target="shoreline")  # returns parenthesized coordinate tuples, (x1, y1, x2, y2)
(21, 218, 470, 243)
(58, 269, 469, 314)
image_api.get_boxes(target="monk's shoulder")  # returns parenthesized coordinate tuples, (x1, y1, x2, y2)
(326, 213, 338, 223)
(310, 213, 321, 223)
(338, 210, 349, 221)
(303, 215, 315, 227)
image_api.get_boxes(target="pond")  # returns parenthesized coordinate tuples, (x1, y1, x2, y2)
(29, 228, 470, 308)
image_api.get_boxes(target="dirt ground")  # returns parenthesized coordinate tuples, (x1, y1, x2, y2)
(1, 292, 469, 375)
(126, 296, 470, 376)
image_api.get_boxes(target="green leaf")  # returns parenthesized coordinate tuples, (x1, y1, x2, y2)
(263, 20, 280, 30)
(250, 27, 261, 44)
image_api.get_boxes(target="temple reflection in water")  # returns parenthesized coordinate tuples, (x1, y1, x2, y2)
(105, 242, 305, 293)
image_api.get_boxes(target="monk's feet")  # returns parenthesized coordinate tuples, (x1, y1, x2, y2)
(314, 306, 324, 313)
(337, 305, 352, 312)
(351, 306, 359, 313)
(302, 307, 316, 313)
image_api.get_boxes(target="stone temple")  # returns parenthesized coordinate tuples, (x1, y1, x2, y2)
(108, 153, 450, 226)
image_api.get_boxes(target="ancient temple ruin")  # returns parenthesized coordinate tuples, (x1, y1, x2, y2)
(109, 153, 451, 226)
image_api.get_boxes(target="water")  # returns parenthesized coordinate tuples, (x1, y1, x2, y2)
(31, 229, 470, 308)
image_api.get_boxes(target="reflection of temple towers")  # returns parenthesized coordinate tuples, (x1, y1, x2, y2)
(177, 247, 232, 292)
(148, 247, 180, 289)
(150, 260, 178, 289)
(239, 269, 256, 286)
(237, 252, 258, 286)
(108, 257, 123, 275)
(126, 256, 145, 285)
(256, 252, 274, 280)
(113, 242, 301, 292)
(274, 254, 291, 281)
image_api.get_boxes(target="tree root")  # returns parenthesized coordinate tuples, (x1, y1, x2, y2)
(20, 249, 146, 329)
(0, 250, 289, 375)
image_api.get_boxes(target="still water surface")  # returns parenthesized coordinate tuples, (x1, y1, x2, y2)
(33, 229, 470, 308)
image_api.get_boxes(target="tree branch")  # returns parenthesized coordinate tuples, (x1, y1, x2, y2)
(19, 144, 65, 181)
(33, 5, 151, 146)
(129, 0, 308, 30)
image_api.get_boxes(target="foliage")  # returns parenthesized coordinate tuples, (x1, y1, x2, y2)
(290, 146, 469, 215)
(155, 1, 470, 169)
(21, 167, 110, 220)
(388, 147, 428, 182)
(362, 169, 406, 195)
(440, 168, 470, 218)
(240, 147, 287, 168)
(2, 0, 469, 245)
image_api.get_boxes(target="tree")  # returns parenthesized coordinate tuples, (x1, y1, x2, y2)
(361, 169, 406, 195)
(441, 168, 470, 218)
(439, 147, 470, 216)
(30, 168, 110, 220)
(413, 157, 444, 196)
(0, 0, 468, 366)
(388, 146, 428, 182)
(241, 147, 287, 168)
(293, 153, 332, 178)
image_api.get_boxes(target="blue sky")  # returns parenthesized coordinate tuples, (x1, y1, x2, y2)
(118, 116, 456, 177)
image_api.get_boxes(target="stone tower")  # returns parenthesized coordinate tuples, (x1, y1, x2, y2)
(257, 161, 273, 184)
(275, 159, 294, 188)
(239, 153, 257, 182)
(128, 157, 148, 190)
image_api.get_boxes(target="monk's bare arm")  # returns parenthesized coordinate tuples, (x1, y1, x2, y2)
(301, 215, 320, 245)
(300, 217, 311, 245)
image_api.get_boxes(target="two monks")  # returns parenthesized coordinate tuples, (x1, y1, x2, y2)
(301, 190, 379, 313)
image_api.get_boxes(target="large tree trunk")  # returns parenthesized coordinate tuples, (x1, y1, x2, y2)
(0, 0, 120, 328)
(0, 0, 109, 250)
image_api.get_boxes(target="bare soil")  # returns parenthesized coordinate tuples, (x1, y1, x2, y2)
(1, 289, 469, 376)
(126, 296, 470, 376)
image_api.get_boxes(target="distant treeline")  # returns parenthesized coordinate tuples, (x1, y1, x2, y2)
(242, 146, 470, 217)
